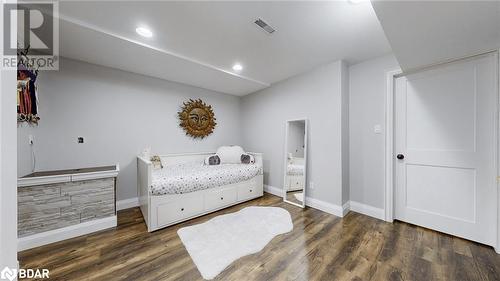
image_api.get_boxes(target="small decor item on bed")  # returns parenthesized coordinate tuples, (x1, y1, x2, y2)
(150, 155, 163, 169)
(178, 99, 216, 139)
(204, 154, 221, 165)
(240, 153, 255, 164)
(141, 147, 151, 159)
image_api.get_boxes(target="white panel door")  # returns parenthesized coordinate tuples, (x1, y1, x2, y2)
(394, 53, 498, 246)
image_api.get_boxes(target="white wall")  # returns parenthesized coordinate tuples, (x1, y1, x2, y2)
(1, 68, 18, 270)
(349, 54, 400, 209)
(17, 58, 243, 201)
(1, 2, 18, 269)
(16, 54, 400, 212)
(241, 60, 347, 206)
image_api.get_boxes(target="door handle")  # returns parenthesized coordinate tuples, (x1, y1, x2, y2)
(397, 154, 405, 160)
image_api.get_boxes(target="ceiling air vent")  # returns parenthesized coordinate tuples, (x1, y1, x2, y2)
(254, 18, 275, 34)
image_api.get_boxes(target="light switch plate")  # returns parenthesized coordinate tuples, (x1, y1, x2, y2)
(374, 124, 382, 134)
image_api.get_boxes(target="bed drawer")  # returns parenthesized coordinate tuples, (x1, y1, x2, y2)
(205, 187, 237, 210)
(289, 176, 304, 189)
(156, 195, 203, 227)
(237, 184, 259, 201)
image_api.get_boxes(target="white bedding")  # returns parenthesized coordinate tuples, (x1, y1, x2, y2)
(151, 161, 263, 195)
(287, 164, 304, 176)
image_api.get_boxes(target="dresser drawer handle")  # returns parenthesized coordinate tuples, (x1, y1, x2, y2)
(220, 197, 224, 200)
(250, 189, 253, 192)
(180, 208, 184, 211)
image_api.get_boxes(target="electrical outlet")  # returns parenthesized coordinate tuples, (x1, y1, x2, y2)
(28, 135, 34, 145)
(309, 181, 314, 189)
(77, 137, 84, 144)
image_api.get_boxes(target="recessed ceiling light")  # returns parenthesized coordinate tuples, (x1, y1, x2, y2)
(136, 26, 153, 38)
(232, 63, 243, 72)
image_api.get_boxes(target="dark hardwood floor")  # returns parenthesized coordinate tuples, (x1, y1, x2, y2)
(19, 193, 500, 281)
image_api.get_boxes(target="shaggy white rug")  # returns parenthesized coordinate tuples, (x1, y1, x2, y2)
(177, 206, 293, 280)
(294, 192, 304, 202)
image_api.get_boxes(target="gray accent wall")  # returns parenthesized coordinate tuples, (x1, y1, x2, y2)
(17, 58, 243, 201)
(349, 54, 400, 209)
(241, 61, 348, 206)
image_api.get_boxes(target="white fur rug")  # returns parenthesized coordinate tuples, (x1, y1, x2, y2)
(177, 206, 293, 280)
(294, 192, 304, 202)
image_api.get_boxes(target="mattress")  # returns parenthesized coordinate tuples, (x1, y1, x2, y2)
(287, 164, 305, 176)
(150, 161, 262, 195)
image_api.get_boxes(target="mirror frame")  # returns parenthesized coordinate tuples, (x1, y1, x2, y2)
(283, 118, 308, 208)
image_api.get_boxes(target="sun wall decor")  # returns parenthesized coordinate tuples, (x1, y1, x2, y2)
(178, 99, 216, 139)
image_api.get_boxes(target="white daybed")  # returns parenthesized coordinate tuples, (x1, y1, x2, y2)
(285, 157, 305, 191)
(137, 152, 264, 232)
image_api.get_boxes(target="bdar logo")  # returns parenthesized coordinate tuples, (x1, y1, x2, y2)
(0, 267, 17, 281)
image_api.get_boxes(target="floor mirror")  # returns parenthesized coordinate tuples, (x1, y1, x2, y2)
(283, 118, 308, 208)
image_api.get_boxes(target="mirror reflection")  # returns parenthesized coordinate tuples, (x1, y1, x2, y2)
(283, 119, 308, 207)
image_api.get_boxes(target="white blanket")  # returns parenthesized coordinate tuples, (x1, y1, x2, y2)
(151, 161, 262, 195)
(287, 164, 305, 175)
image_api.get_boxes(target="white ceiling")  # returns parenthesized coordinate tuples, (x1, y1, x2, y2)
(58, 1, 391, 96)
(372, 0, 500, 72)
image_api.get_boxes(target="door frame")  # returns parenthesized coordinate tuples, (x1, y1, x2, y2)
(384, 68, 401, 223)
(383, 50, 500, 253)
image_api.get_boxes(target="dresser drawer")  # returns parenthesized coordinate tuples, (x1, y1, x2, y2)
(205, 187, 237, 210)
(156, 195, 203, 227)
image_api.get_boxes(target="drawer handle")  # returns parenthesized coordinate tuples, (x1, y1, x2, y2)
(250, 189, 253, 192)
(220, 197, 224, 200)
(181, 208, 184, 211)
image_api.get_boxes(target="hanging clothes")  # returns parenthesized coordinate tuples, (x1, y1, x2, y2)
(17, 71, 40, 125)
(17, 56, 40, 125)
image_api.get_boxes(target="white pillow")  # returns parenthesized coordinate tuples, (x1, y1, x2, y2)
(216, 145, 245, 164)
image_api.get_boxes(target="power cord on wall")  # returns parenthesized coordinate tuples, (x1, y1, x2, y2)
(31, 146, 36, 173)
(29, 135, 36, 172)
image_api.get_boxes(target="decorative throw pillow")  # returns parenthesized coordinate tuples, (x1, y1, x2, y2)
(216, 145, 245, 164)
(204, 154, 221, 165)
(240, 154, 255, 164)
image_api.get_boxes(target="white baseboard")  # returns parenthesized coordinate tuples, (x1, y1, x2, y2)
(264, 185, 282, 197)
(342, 201, 350, 217)
(18, 216, 117, 252)
(349, 201, 385, 221)
(116, 197, 139, 211)
(264, 185, 345, 217)
(305, 197, 345, 217)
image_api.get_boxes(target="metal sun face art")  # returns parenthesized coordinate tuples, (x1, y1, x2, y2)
(178, 99, 217, 139)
